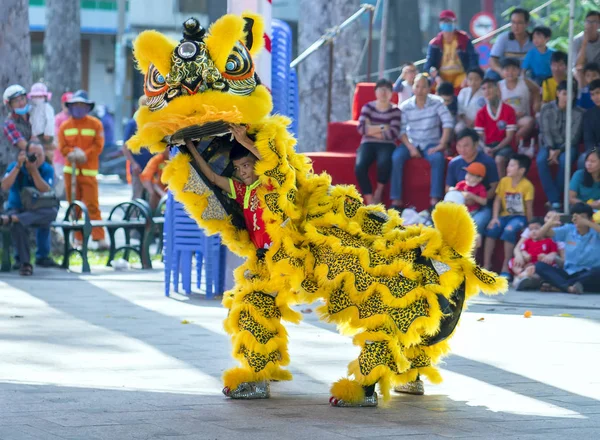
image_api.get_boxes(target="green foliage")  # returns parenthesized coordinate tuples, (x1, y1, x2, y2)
(502, 0, 600, 51)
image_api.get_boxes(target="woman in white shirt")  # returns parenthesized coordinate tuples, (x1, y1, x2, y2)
(456, 67, 486, 133)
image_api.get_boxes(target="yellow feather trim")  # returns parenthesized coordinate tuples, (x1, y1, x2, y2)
(205, 14, 246, 72)
(330, 378, 365, 403)
(133, 30, 177, 75)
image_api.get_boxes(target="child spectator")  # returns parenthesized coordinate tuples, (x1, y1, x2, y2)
(28, 82, 55, 150)
(522, 26, 554, 85)
(437, 81, 458, 119)
(499, 58, 539, 157)
(576, 62, 600, 109)
(542, 51, 568, 104)
(140, 149, 169, 211)
(186, 125, 272, 251)
(456, 67, 485, 133)
(447, 161, 487, 247)
(511, 217, 559, 290)
(393, 63, 417, 104)
(484, 154, 534, 277)
(475, 78, 517, 178)
(579, 80, 600, 169)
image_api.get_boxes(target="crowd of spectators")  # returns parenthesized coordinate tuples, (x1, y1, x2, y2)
(354, 7, 600, 293)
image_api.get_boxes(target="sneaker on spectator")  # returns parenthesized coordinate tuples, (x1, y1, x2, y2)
(35, 257, 59, 268)
(514, 276, 541, 291)
(568, 282, 584, 294)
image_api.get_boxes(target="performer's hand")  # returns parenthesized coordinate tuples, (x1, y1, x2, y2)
(229, 124, 252, 146)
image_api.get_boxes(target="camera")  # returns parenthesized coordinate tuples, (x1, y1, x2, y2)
(27, 153, 37, 163)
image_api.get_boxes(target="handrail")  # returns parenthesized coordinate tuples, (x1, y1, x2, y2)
(354, 0, 559, 81)
(290, 3, 375, 68)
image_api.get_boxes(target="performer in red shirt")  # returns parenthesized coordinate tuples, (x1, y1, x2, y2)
(186, 125, 272, 250)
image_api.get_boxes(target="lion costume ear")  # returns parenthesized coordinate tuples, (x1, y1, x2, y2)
(205, 12, 264, 71)
(133, 30, 178, 75)
(241, 11, 264, 56)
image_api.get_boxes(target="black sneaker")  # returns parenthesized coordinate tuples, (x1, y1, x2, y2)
(35, 257, 60, 268)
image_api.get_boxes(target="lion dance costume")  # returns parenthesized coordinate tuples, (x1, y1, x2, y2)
(129, 13, 507, 407)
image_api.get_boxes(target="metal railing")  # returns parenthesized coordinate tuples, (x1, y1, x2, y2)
(290, 3, 376, 124)
(354, 0, 559, 81)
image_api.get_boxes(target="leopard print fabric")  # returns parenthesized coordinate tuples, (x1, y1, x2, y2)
(358, 341, 399, 376)
(242, 291, 281, 319)
(183, 167, 228, 221)
(238, 310, 277, 345)
(239, 346, 282, 373)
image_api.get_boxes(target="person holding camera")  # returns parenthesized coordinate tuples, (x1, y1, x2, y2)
(3, 84, 57, 268)
(1, 143, 58, 276)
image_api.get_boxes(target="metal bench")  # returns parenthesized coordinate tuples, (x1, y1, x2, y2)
(51, 200, 153, 273)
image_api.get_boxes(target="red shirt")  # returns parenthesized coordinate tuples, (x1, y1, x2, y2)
(474, 103, 517, 145)
(229, 179, 272, 249)
(455, 180, 487, 212)
(521, 238, 558, 264)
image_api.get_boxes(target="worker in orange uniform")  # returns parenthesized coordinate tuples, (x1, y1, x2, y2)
(140, 149, 169, 211)
(58, 90, 109, 250)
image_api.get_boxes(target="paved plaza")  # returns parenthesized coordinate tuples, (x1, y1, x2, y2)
(1, 266, 599, 440)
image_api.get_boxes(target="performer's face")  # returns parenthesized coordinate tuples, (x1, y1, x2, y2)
(233, 155, 257, 185)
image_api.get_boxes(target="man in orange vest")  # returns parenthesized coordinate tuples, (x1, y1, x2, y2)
(58, 90, 108, 249)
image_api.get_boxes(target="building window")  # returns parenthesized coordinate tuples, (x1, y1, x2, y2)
(178, 0, 208, 14)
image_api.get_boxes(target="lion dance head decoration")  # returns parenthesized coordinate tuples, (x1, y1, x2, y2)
(130, 13, 506, 407)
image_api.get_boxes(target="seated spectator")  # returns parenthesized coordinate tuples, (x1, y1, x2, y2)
(576, 62, 600, 109)
(499, 58, 539, 156)
(355, 79, 402, 205)
(580, 80, 600, 169)
(447, 161, 487, 247)
(542, 51, 568, 104)
(511, 217, 559, 290)
(446, 128, 500, 235)
(484, 154, 534, 277)
(456, 67, 485, 133)
(140, 149, 169, 211)
(393, 63, 417, 104)
(437, 81, 458, 120)
(488, 8, 534, 80)
(569, 148, 600, 210)
(522, 26, 554, 85)
(475, 78, 517, 178)
(535, 204, 600, 293)
(424, 9, 478, 88)
(0, 144, 58, 276)
(574, 11, 600, 72)
(390, 74, 453, 210)
(537, 81, 584, 211)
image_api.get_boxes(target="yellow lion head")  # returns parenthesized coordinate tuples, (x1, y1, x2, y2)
(129, 12, 272, 153)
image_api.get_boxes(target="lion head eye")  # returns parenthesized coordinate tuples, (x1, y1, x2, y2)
(222, 42, 254, 80)
(145, 63, 168, 96)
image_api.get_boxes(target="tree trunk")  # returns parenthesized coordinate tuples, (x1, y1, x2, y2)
(390, 0, 424, 73)
(0, 0, 32, 176)
(298, 0, 360, 152)
(44, 0, 81, 113)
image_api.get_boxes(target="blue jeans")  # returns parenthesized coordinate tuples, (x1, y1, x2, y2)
(390, 144, 445, 201)
(471, 206, 492, 233)
(36, 227, 50, 259)
(536, 147, 573, 204)
(535, 262, 600, 293)
(485, 215, 527, 244)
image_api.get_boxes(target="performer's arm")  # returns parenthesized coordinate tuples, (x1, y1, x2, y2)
(230, 125, 262, 160)
(185, 140, 230, 192)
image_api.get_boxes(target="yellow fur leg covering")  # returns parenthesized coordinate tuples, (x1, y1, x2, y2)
(222, 286, 293, 390)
